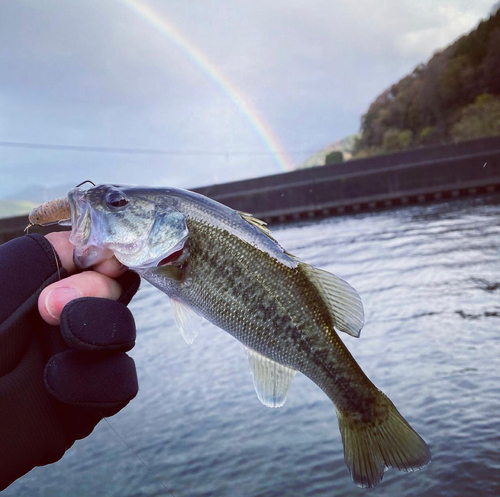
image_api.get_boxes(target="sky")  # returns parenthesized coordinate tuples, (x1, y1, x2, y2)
(0, 0, 495, 200)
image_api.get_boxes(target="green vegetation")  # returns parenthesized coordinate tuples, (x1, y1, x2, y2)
(325, 151, 344, 165)
(451, 93, 500, 140)
(382, 129, 412, 153)
(354, 8, 500, 157)
(300, 134, 358, 168)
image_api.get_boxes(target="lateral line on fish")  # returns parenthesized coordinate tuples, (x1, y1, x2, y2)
(103, 418, 177, 497)
(231, 239, 360, 403)
(222, 231, 312, 358)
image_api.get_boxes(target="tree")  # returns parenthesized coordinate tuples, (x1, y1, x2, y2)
(418, 126, 443, 146)
(325, 151, 343, 165)
(451, 94, 500, 140)
(481, 28, 500, 95)
(353, 8, 500, 156)
(382, 129, 412, 152)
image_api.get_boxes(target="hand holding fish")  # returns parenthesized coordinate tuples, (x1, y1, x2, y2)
(39, 232, 128, 325)
(0, 233, 139, 491)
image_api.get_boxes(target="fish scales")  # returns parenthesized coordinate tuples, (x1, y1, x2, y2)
(148, 218, 380, 415)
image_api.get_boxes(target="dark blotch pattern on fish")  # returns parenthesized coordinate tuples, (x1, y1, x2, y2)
(154, 218, 380, 415)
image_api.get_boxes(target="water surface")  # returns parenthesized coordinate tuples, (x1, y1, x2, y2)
(6, 195, 500, 496)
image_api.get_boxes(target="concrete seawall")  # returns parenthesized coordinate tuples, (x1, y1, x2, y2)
(2, 136, 500, 243)
(194, 135, 500, 223)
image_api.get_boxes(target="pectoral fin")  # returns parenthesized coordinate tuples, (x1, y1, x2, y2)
(300, 263, 364, 338)
(245, 347, 296, 408)
(171, 299, 202, 344)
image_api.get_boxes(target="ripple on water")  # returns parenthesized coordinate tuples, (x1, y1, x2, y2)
(5, 194, 500, 496)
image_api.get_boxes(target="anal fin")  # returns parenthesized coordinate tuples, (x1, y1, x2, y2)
(245, 347, 296, 408)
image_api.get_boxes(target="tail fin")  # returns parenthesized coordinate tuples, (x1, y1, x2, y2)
(337, 392, 431, 488)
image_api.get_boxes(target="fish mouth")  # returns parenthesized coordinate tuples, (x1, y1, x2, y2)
(68, 187, 113, 268)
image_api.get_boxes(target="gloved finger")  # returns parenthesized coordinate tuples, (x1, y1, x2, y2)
(38, 271, 122, 326)
(115, 270, 141, 306)
(45, 232, 77, 274)
(44, 350, 138, 410)
(60, 298, 136, 352)
(0, 235, 68, 332)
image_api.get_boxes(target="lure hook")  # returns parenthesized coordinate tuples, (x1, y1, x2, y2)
(75, 180, 96, 188)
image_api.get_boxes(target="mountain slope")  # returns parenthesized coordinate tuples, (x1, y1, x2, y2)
(354, 7, 500, 157)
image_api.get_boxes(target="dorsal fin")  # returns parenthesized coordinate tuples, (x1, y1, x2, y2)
(300, 263, 364, 338)
(239, 211, 275, 238)
(239, 211, 299, 261)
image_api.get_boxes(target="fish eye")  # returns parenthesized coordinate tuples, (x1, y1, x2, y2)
(106, 191, 129, 209)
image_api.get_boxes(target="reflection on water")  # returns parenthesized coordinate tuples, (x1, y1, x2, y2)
(7, 195, 500, 496)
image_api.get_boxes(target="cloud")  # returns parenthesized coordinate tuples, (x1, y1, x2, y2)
(0, 0, 494, 200)
(397, 4, 490, 58)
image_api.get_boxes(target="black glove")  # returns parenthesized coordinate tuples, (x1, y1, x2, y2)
(0, 234, 140, 490)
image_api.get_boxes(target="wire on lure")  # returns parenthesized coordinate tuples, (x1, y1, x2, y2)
(25, 180, 96, 232)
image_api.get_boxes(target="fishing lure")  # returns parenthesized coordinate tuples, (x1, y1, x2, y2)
(26, 196, 71, 230)
(25, 181, 94, 231)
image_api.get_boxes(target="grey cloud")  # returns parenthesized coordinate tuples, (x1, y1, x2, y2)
(0, 0, 494, 201)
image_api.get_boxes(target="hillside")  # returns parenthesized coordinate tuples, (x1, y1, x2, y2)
(300, 135, 357, 168)
(354, 7, 500, 157)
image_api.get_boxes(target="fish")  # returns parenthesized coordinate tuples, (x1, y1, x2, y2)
(65, 183, 431, 488)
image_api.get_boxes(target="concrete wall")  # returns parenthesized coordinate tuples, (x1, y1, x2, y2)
(2, 136, 500, 243)
(195, 137, 500, 222)
(195, 135, 500, 197)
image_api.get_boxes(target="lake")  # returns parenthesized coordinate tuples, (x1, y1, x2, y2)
(5, 195, 500, 496)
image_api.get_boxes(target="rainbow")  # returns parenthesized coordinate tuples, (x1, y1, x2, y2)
(119, 0, 294, 172)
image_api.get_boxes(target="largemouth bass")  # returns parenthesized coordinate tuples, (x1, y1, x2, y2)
(65, 184, 430, 488)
